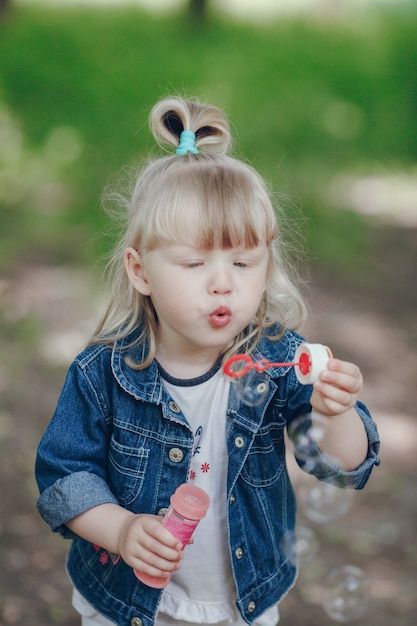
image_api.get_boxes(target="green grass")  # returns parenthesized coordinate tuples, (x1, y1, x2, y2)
(0, 2, 416, 273)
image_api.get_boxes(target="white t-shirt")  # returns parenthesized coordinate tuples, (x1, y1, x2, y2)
(158, 365, 279, 626)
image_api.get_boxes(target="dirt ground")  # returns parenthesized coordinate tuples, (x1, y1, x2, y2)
(0, 223, 416, 625)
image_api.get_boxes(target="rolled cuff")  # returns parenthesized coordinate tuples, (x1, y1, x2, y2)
(37, 471, 119, 538)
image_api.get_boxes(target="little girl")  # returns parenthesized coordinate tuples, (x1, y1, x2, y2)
(35, 96, 380, 626)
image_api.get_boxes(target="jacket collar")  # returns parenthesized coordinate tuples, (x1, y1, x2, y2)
(111, 330, 163, 404)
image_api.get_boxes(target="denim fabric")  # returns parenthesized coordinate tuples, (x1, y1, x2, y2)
(35, 326, 380, 626)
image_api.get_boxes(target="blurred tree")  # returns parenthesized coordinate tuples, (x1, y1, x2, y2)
(0, 0, 10, 15)
(188, 0, 207, 24)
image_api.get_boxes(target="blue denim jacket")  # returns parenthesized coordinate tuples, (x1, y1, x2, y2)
(35, 326, 380, 626)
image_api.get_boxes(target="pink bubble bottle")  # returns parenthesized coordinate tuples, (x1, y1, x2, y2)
(134, 483, 210, 588)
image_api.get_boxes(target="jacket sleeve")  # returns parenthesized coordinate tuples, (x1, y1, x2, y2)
(35, 357, 118, 537)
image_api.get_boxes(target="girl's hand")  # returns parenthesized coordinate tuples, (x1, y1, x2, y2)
(117, 513, 183, 578)
(310, 358, 363, 417)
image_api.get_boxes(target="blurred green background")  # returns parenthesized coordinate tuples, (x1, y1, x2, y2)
(1, 0, 416, 277)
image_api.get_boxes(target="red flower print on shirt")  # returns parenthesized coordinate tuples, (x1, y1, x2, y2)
(190, 470, 196, 480)
(201, 462, 210, 473)
(99, 552, 109, 565)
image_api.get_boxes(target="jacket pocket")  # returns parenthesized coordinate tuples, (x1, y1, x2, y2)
(240, 423, 285, 487)
(108, 436, 149, 505)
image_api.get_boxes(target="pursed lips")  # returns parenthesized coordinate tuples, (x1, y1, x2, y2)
(209, 306, 232, 328)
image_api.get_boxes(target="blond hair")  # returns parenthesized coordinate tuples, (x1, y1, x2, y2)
(90, 97, 307, 367)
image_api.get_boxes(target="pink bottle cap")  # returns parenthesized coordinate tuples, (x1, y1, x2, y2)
(170, 484, 210, 520)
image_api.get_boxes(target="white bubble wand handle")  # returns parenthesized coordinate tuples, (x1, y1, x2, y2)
(294, 343, 333, 384)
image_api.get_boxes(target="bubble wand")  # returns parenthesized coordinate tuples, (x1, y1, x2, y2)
(224, 343, 333, 385)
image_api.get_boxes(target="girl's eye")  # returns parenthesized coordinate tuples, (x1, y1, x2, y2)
(234, 261, 247, 268)
(184, 261, 203, 268)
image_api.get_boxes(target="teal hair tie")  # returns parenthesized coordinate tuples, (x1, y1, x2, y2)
(176, 130, 199, 155)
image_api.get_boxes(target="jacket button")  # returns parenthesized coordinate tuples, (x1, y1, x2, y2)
(234, 436, 244, 448)
(157, 507, 168, 517)
(235, 547, 244, 559)
(248, 601, 256, 613)
(168, 401, 181, 413)
(229, 494, 235, 504)
(130, 618, 143, 626)
(169, 447, 184, 463)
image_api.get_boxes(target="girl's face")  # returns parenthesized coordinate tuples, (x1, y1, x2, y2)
(125, 242, 269, 370)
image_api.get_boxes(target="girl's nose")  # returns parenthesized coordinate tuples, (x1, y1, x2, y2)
(212, 284, 232, 295)
(208, 266, 232, 295)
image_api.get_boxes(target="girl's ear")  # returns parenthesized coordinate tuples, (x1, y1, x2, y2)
(124, 247, 152, 295)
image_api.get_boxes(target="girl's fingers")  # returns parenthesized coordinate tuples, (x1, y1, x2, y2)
(314, 382, 355, 410)
(131, 546, 182, 575)
(320, 360, 363, 394)
(312, 359, 363, 414)
(120, 514, 182, 572)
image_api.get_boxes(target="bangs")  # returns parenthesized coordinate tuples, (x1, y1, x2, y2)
(139, 156, 278, 251)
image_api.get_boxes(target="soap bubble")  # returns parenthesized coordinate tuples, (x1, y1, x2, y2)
(288, 412, 327, 460)
(281, 525, 319, 566)
(298, 481, 353, 524)
(322, 565, 369, 622)
(288, 413, 350, 488)
(232, 368, 269, 407)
